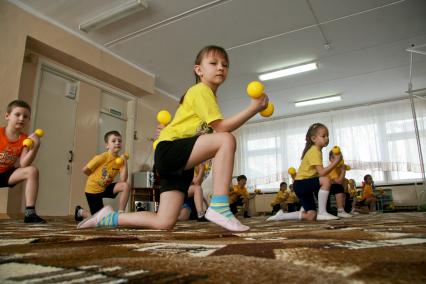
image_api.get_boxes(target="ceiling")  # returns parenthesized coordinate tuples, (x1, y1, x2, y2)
(11, 0, 426, 121)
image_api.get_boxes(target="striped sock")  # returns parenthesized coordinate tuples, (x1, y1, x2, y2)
(210, 195, 234, 219)
(97, 211, 119, 227)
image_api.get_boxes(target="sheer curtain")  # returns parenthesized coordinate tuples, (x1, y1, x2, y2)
(234, 97, 426, 190)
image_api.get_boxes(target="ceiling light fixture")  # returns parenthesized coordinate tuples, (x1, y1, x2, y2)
(79, 0, 148, 33)
(294, 95, 342, 107)
(259, 62, 318, 81)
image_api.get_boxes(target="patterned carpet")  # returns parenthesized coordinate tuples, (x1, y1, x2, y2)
(1, 212, 426, 283)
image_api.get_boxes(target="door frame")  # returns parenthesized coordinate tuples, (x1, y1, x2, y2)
(32, 57, 136, 214)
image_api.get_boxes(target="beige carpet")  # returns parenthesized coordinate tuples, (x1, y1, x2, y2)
(1, 212, 426, 283)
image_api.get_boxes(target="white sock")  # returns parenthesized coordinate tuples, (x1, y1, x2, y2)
(272, 210, 302, 221)
(118, 210, 125, 214)
(318, 189, 330, 214)
(338, 208, 345, 213)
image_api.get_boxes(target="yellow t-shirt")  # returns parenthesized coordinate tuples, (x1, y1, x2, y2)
(229, 184, 249, 204)
(158, 83, 223, 143)
(295, 146, 323, 180)
(287, 190, 298, 203)
(348, 182, 357, 197)
(328, 166, 342, 182)
(85, 152, 121, 194)
(361, 183, 374, 200)
(271, 190, 286, 206)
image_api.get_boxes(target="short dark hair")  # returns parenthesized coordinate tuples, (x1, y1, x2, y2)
(363, 174, 372, 182)
(237, 175, 247, 182)
(280, 182, 287, 188)
(7, 100, 31, 114)
(104, 130, 121, 143)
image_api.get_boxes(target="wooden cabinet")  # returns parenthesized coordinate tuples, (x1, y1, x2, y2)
(130, 187, 159, 212)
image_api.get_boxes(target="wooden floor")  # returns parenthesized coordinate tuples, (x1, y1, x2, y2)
(1, 212, 426, 283)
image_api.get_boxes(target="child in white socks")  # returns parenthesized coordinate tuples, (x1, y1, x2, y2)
(268, 123, 341, 221)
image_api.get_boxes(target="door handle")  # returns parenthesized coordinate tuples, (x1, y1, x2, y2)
(68, 150, 74, 163)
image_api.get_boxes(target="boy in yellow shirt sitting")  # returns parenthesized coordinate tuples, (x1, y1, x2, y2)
(229, 175, 250, 218)
(271, 182, 287, 214)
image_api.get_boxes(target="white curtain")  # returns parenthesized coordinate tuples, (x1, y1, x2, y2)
(234, 97, 426, 190)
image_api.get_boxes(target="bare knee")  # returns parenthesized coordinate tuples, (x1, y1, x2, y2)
(25, 166, 39, 179)
(219, 132, 236, 152)
(154, 219, 177, 230)
(320, 176, 331, 189)
(117, 182, 130, 193)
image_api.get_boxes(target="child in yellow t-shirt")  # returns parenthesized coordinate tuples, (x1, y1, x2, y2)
(271, 182, 287, 214)
(286, 184, 300, 212)
(230, 175, 251, 218)
(77, 45, 268, 231)
(345, 179, 360, 214)
(327, 151, 352, 218)
(74, 131, 130, 221)
(360, 174, 378, 213)
(268, 123, 342, 221)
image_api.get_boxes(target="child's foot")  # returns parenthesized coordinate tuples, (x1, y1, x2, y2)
(266, 210, 284, 221)
(243, 212, 251, 218)
(77, 205, 113, 229)
(337, 210, 352, 218)
(197, 216, 208, 222)
(205, 208, 249, 232)
(74, 205, 83, 221)
(24, 213, 46, 224)
(316, 212, 339, 220)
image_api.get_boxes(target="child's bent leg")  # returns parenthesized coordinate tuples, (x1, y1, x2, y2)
(9, 166, 45, 223)
(185, 133, 236, 196)
(118, 191, 184, 229)
(78, 191, 185, 229)
(113, 182, 130, 212)
(9, 166, 39, 207)
(335, 193, 352, 218)
(317, 177, 339, 220)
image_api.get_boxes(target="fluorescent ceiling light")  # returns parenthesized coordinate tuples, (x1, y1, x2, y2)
(79, 0, 148, 32)
(295, 95, 342, 107)
(259, 62, 318, 81)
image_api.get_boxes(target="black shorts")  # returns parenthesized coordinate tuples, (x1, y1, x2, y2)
(85, 183, 118, 215)
(0, 167, 18, 188)
(154, 137, 198, 196)
(330, 183, 344, 194)
(293, 177, 321, 211)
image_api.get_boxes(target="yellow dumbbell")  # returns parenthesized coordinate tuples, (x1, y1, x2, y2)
(288, 167, 297, 176)
(246, 81, 275, 117)
(157, 110, 172, 126)
(345, 165, 351, 171)
(247, 81, 265, 99)
(115, 152, 129, 166)
(23, 128, 44, 149)
(331, 145, 345, 167)
(331, 146, 341, 155)
(260, 102, 274, 117)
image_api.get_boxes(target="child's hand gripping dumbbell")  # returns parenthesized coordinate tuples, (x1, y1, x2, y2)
(246, 81, 274, 117)
(22, 129, 44, 149)
(115, 152, 129, 167)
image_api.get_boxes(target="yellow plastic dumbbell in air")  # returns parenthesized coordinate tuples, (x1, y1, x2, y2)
(157, 110, 172, 126)
(246, 81, 265, 99)
(115, 152, 129, 166)
(23, 128, 44, 149)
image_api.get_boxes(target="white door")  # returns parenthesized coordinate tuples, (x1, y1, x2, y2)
(33, 68, 77, 216)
